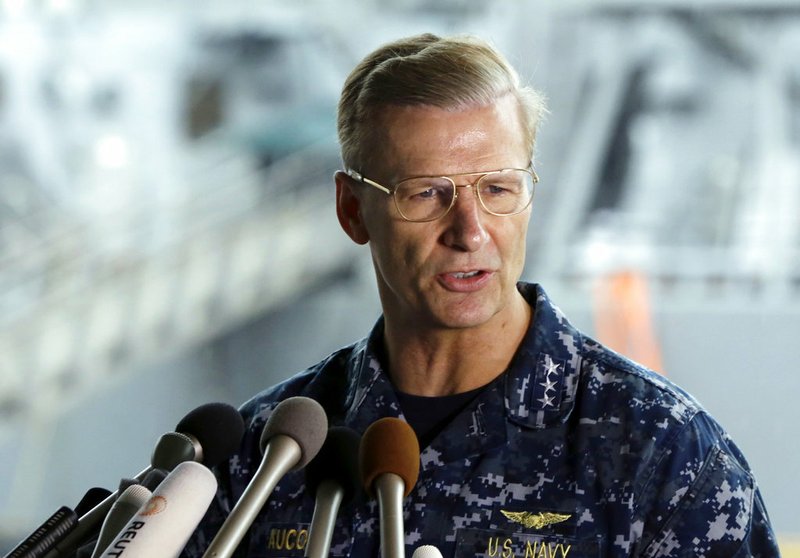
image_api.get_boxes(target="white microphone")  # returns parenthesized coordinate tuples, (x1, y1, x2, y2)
(90, 485, 152, 558)
(412, 546, 443, 558)
(98, 461, 216, 558)
(202, 397, 328, 558)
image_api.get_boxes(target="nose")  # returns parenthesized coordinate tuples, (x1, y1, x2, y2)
(441, 185, 490, 251)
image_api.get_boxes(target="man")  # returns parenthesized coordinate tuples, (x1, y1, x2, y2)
(184, 34, 778, 557)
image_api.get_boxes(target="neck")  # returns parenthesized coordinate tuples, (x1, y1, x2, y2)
(383, 294, 532, 396)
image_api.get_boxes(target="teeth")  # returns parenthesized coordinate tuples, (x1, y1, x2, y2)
(453, 271, 480, 279)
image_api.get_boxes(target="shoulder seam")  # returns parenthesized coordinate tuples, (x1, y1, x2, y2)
(634, 409, 705, 515)
(585, 343, 702, 419)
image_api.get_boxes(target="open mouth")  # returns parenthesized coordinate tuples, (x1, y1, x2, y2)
(451, 270, 482, 279)
(438, 270, 493, 291)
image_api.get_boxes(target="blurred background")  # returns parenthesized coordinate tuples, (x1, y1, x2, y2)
(1, 0, 799, 553)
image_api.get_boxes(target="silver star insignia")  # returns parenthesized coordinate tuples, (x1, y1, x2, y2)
(538, 393, 555, 408)
(540, 377, 558, 392)
(543, 358, 561, 377)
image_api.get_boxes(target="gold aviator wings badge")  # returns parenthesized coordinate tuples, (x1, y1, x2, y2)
(500, 510, 572, 530)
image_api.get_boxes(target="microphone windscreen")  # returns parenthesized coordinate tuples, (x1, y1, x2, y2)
(175, 402, 245, 467)
(412, 545, 444, 558)
(140, 468, 168, 491)
(359, 417, 420, 497)
(116, 483, 152, 509)
(74, 487, 113, 517)
(305, 426, 361, 504)
(117, 478, 139, 494)
(259, 396, 328, 469)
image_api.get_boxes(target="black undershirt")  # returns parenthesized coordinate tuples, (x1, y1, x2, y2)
(396, 384, 487, 449)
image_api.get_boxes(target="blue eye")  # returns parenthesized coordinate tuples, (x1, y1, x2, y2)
(484, 184, 509, 195)
(398, 179, 453, 203)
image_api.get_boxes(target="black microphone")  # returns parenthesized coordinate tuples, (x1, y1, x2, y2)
(359, 418, 420, 558)
(3, 507, 78, 558)
(119, 469, 164, 494)
(74, 489, 113, 518)
(3, 485, 116, 558)
(43, 402, 245, 558)
(202, 396, 328, 558)
(304, 426, 361, 558)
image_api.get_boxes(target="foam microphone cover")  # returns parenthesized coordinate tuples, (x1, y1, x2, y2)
(139, 468, 167, 491)
(359, 417, 420, 497)
(175, 402, 245, 467)
(305, 426, 362, 504)
(259, 396, 328, 469)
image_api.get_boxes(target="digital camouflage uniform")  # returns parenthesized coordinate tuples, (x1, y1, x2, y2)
(183, 283, 779, 558)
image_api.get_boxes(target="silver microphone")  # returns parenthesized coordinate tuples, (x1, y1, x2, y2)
(202, 397, 328, 558)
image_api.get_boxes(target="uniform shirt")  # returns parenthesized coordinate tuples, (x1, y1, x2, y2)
(183, 283, 779, 558)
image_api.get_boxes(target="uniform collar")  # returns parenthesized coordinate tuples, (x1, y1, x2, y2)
(342, 317, 402, 428)
(503, 283, 583, 430)
(339, 283, 583, 459)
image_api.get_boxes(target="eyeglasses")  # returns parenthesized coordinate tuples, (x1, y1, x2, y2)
(344, 165, 538, 223)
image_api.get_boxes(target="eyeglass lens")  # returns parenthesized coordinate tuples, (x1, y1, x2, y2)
(394, 169, 534, 222)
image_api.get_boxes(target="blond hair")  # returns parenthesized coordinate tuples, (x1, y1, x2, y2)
(337, 33, 547, 171)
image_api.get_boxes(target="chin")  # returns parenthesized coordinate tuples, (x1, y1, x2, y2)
(429, 300, 502, 330)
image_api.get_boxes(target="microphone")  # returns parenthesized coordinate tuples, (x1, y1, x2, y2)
(44, 402, 245, 558)
(138, 468, 169, 492)
(359, 418, 420, 558)
(3, 507, 78, 558)
(90, 485, 152, 558)
(202, 396, 329, 558)
(3, 482, 117, 558)
(74, 489, 114, 518)
(303, 426, 361, 558)
(98, 461, 217, 558)
(412, 546, 443, 558)
(74, 473, 165, 558)
(116, 466, 163, 496)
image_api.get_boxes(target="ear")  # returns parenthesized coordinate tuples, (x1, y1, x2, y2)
(335, 171, 370, 245)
